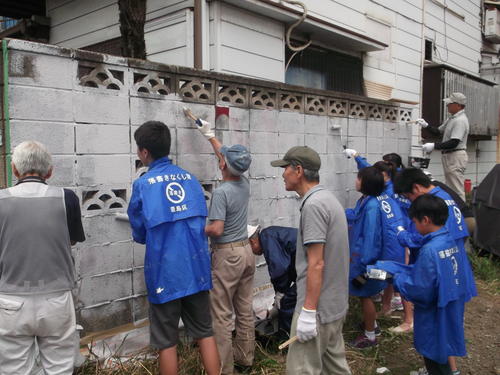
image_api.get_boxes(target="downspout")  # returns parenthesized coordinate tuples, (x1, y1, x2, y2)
(194, 0, 202, 69)
(2, 39, 12, 187)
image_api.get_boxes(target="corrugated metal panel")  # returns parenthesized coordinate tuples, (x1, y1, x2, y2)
(443, 69, 499, 136)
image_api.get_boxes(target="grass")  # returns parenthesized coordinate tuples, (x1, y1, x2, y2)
(468, 243, 500, 294)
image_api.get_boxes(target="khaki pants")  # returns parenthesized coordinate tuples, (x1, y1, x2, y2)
(0, 291, 77, 375)
(287, 313, 351, 375)
(210, 241, 255, 375)
(442, 150, 468, 202)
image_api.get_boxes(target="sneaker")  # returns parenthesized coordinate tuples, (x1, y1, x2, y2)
(349, 333, 377, 349)
(452, 371, 461, 375)
(391, 296, 404, 311)
(358, 322, 382, 336)
(372, 292, 383, 303)
(409, 368, 428, 375)
(389, 322, 413, 333)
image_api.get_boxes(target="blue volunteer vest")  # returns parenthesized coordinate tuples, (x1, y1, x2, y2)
(376, 193, 406, 263)
(128, 157, 211, 304)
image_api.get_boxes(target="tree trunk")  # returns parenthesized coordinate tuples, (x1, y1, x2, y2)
(118, 0, 147, 59)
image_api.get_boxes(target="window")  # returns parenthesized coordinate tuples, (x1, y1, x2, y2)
(285, 44, 364, 95)
(425, 40, 433, 61)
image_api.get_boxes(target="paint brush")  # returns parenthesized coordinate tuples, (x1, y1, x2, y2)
(182, 106, 202, 127)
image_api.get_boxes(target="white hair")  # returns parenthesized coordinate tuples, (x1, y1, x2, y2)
(12, 141, 52, 177)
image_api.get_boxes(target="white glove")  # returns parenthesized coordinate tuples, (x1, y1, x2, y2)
(422, 143, 435, 153)
(196, 119, 215, 139)
(343, 148, 358, 158)
(296, 307, 317, 342)
(274, 292, 284, 310)
(267, 305, 279, 319)
(415, 118, 429, 128)
(396, 225, 406, 234)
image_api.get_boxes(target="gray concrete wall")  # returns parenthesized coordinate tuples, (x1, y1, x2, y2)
(2, 39, 415, 333)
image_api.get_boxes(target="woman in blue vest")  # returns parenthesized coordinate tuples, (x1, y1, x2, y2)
(346, 167, 387, 348)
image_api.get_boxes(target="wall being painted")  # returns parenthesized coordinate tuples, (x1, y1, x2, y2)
(1, 39, 416, 333)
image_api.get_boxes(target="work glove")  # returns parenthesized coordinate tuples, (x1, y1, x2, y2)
(422, 143, 435, 153)
(415, 118, 429, 128)
(273, 292, 284, 310)
(267, 305, 279, 319)
(343, 148, 358, 158)
(296, 307, 317, 342)
(196, 119, 215, 139)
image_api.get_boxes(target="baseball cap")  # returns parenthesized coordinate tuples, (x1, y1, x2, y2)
(270, 146, 321, 171)
(443, 92, 466, 105)
(220, 144, 251, 176)
(247, 224, 260, 238)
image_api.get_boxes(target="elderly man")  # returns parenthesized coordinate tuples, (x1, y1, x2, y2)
(417, 92, 470, 201)
(193, 118, 254, 374)
(0, 141, 85, 374)
(271, 146, 351, 375)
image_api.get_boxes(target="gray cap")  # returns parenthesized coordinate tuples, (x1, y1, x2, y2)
(443, 92, 466, 105)
(220, 144, 251, 176)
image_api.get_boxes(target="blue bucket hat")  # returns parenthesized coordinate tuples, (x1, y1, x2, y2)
(220, 144, 251, 176)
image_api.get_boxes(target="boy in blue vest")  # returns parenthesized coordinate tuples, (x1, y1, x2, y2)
(128, 121, 220, 375)
(369, 194, 469, 375)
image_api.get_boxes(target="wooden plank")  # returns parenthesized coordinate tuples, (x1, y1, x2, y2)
(220, 46, 284, 81)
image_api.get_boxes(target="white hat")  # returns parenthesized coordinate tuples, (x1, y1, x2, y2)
(247, 224, 260, 238)
(443, 92, 466, 105)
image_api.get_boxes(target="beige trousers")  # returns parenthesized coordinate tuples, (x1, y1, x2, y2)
(210, 242, 255, 375)
(0, 291, 77, 375)
(442, 150, 468, 202)
(286, 313, 351, 375)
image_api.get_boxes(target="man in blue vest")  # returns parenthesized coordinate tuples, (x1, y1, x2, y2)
(128, 121, 220, 375)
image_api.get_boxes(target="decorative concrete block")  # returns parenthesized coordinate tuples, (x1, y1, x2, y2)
(249, 108, 279, 132)
(9, 50, 74, 90)
(10, 86, 73, 122)
(10, 120, 75, 154)
(304, 114, 328, 134)
(78, 271, 133, 306)
(277, 111, 305, 133)
(76, 155, 132, 186)
(250, 132, 278, 154)
(305, 134, 327, 154)
(77, 242, 133, 278)
(278, 132, 304, 153)
(73, 91, 129, 125)
(76, 124, 130, 154)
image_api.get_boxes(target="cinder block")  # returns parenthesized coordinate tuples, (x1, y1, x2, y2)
(9, 50, 73, 90)
(228, 107, 250, 131)
(277, 111, 304, 134)
(77, 242, 133, 278)
(131, 126, 177, 155)
(328, 116, 348, 135)
(348, 189, 362, 208)
(383, 122, 398, 139)
(250, 177, 280, 200)
(176, 154, 219, 181)
(82, 215, 133, 246)
(78, 299, 132, 333)
(347, 118, 367, 137)
(398, 123, 411, 139)
(305, 134, 327, 154)
(304, 114, 327, 134)
(133, 242, 146, 267)
(326, 132, 345, 154)
(51, 156, 76, 186)
(76, 124, 130, 154)
(479, 151, 497, 163)
(278, 133, 304, 153)
(346, 136, 366, 154)
(382, 136, 398, 154)
(10, 120, 75, 154)
(333, 190, 348, 208)
(249, 132, 277, 154)
(398, 139, 410, 155)
(176, 127, 215, 154)
(132, 295, 149, 322)
(73, 92, 129, 125)
(76, 155, 132, 186)
(249, 154, 280, 178)
(133, 268, 147, 295)
(10, 86, 73, 122)
(217, 130, 250, 148)
(367, 137, 383, 154)
(321, 171, 346, 191)
(478, 139, 498, 152)
(78, 271, 133, 306)
(249, 109, 279, 132)
(367, 120, 383, 138)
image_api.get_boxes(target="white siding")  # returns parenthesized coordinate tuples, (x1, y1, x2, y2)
(209, 2, 284, 81)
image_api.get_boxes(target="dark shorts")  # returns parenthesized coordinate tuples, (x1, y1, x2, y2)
(149, 291, 213, 350)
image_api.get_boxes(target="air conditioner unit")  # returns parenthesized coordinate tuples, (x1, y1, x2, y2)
(485, 8, 500, 44)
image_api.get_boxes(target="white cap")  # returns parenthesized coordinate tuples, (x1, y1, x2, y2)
(247, 224, 260, 238)
(443, 92, 466, 105)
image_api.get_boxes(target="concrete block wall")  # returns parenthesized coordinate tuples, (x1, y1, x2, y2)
(2, 39, 415, 333)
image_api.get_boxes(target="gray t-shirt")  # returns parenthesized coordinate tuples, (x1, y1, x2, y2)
(295, 185, 350, 324)
(208, 176, 249, 244)
(439, 109, 469, 150)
